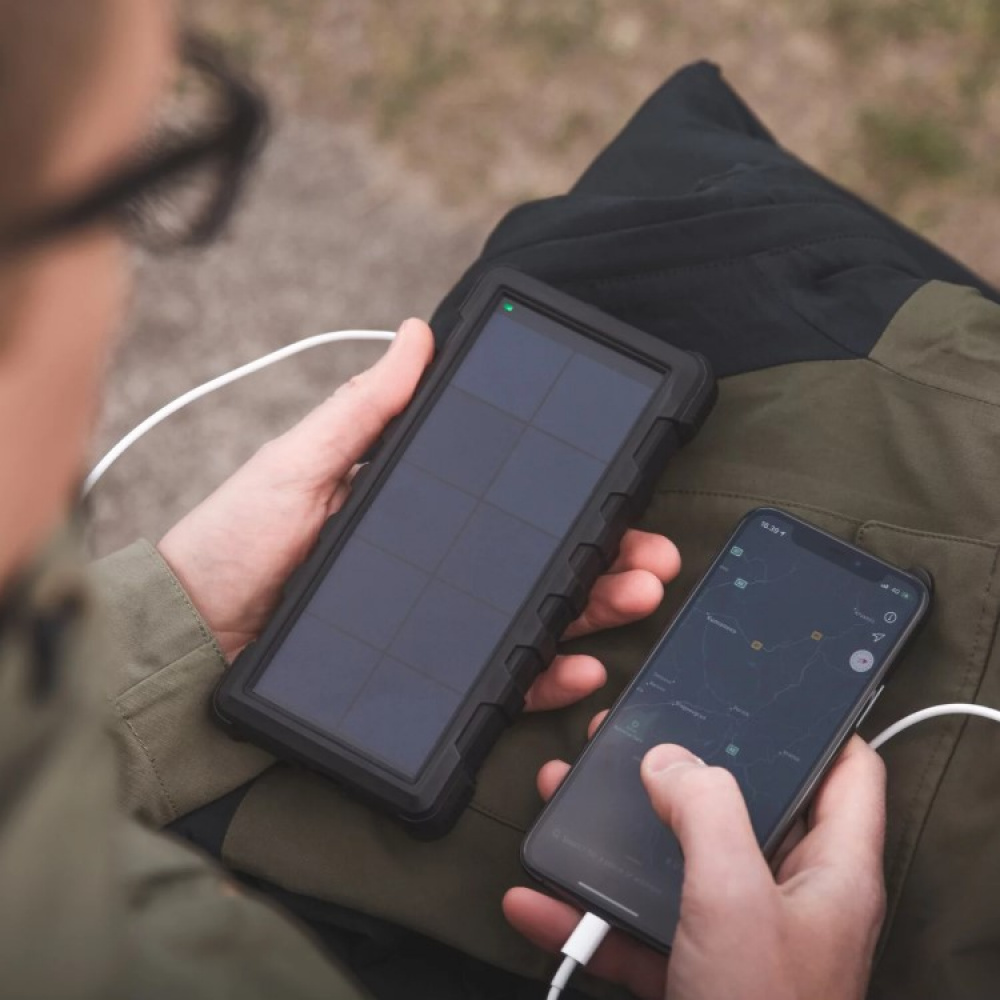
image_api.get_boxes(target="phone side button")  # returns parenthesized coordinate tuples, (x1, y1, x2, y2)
(855, 685, 885, 731)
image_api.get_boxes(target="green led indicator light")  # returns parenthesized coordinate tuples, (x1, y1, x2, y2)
(503, 301, 514, 312)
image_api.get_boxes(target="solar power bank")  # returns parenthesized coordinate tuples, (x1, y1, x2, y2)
(214, 267, 716, 837)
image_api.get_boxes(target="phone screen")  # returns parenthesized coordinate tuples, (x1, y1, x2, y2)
(524, 509, 927, 948)
(247, 298, 662, 779)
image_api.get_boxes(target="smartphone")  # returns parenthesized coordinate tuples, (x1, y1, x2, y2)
(522, 507, 931, 950)
(214, 267, 716, 837)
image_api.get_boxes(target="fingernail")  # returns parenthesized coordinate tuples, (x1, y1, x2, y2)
(398, 317, 423, 339)
(643, 744, 705, 774)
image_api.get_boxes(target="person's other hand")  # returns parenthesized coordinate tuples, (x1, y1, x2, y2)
(505, 732, 886, 1000)
(158, 318, 682, 712)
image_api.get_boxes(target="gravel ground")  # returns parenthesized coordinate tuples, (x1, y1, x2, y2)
(85, 116, 483, 556)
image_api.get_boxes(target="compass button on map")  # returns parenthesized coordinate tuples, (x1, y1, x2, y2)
(849, 649, 875, 673)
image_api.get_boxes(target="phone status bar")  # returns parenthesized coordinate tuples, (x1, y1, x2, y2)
(878, 580, 914, 601)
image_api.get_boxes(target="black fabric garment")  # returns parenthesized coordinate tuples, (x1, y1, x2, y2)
(430, 62, 998, 377)
(173, 61, 997, 1000)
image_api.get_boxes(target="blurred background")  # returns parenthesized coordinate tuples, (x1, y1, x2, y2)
(87, 0, 1000, 555)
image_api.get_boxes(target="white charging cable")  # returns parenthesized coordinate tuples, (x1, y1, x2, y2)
(82, 329, 395, 498)
(869, 702, 1000, 750)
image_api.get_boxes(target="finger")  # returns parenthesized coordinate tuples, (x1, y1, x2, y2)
(563, 569, 664, 640)
(610, 531, 682, 582)
(798, 736, 887, 873)
(326, 463, 364, 516)
(535, 710, 608, 799)
(523, 655, 606, 712)
(588, 709, 609, 739)
(537, 760, 570, 801)
(503, 889, 666, 1000)
(640, 745, 773, 913)
(265, 318, 435, 489)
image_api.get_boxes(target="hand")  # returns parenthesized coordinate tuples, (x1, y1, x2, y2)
(158, 318, 682, 712)
(505, 730, 887, 1000)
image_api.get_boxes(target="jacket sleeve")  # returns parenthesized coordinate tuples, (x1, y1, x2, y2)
(91, 539, 273, 827)
(119, 816, 376, 1000)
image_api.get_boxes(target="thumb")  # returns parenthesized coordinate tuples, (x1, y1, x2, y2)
(263, 317, 435, 487)
(640, 745, 773, 914)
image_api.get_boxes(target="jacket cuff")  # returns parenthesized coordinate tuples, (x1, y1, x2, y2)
(91, 540, 272, 826)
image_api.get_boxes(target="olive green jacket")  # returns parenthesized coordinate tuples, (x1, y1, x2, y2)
(0, 536, 369, 999)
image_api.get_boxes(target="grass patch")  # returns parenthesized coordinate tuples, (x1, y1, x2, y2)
(822, 0, 961, 55)
(859, 108, 968, 201)
(497, 0, 603, 61)
(374, 22, 471, 137)
(550, 108, 596, 151)
(822, 0, 1000, 59)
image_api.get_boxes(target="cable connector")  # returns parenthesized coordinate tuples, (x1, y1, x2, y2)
(547, 912, 611, 1000)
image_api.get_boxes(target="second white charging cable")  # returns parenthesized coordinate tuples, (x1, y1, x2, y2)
(547, 912, 611, 1000)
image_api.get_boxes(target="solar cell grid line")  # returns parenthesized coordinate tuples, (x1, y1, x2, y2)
(298, 537, 428, 652)
(254, 609, 472, 729)
(356, 485, 560, 617)
(297, 609, 474, 697)
(451, 310, 574, 422)
(405, 385, 525, 497)
(387, 577, 509, 692)
(255, 612, 465, 774)
(253, 613, 381, 732)
(382, 460, 564, 546)
(436, 502, 559, 614)
(356, 460, 480, 575)
(532, 351, 656, 462)
(422, 321, 629, 546)
(398, 420, 617, 539)
(484, 426, 605, 539)
(337, 655, 463, 773)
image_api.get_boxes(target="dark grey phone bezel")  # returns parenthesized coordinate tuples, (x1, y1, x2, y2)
(521, 505, 931, 951)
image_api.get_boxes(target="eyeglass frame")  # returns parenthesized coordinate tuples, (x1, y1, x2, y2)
(0, 32, 269, 256)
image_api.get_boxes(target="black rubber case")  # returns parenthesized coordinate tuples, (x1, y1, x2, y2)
(214, 267, 717, 838)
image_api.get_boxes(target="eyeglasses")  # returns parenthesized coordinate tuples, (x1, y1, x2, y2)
(0, 32, 268, 255)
